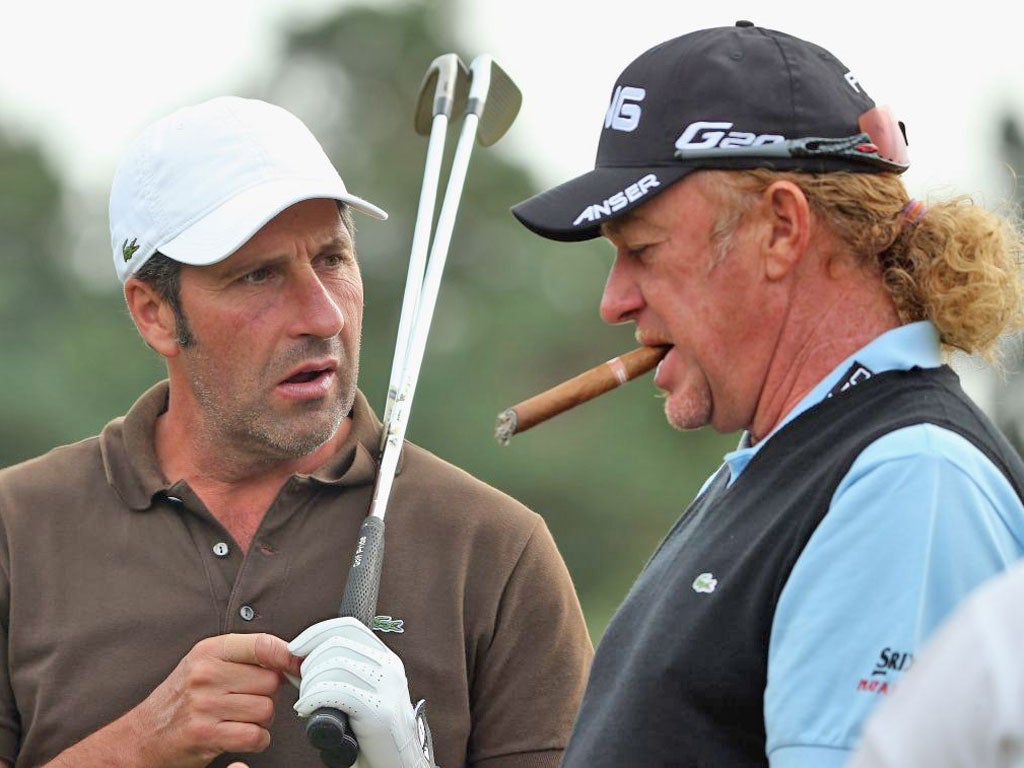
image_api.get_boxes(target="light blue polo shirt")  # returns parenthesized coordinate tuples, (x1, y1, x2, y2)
(709, 322, 1024, 767)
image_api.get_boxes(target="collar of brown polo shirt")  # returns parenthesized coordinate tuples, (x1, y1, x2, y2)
(101, 381, 391, 511)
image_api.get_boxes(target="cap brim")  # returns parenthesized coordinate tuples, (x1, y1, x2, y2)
(160, 178, 388, 266)
(511, 165, 693, 242)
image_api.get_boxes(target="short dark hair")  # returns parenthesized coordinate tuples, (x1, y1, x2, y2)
(135, 250, 193, 347)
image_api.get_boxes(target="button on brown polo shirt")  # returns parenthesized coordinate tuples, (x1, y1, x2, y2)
(0, 381, 592, 768)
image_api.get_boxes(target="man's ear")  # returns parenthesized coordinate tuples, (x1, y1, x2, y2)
(761, 180, 811, 281)
(124, 278, 181, 358)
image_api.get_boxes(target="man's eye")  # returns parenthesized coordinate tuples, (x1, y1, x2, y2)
(242, 267, 273, 284)
(320, 252, 352, 269)
(626, 245, 649, 259)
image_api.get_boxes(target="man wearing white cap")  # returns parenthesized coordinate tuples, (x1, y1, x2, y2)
(0, 96, 592, 768)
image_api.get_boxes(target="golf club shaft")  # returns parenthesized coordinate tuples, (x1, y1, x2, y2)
(366, 110, 482, 525)
(380, 112, 450, 443)
(494, 345, 670, 445)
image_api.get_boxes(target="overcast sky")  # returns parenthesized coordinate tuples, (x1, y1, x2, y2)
(2, 0, 1022, 203)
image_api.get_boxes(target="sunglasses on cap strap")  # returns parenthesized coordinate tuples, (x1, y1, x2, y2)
(674, 106, 909, 172)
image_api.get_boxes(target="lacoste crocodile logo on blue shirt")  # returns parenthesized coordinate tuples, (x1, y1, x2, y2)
(692, 572, 718, 594)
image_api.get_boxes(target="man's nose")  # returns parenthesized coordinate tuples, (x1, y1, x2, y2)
(599, 255, 643, 325)
(289, 269, 346, 338)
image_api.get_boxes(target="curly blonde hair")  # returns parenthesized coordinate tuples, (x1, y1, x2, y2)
(698, 170, 1024, 361)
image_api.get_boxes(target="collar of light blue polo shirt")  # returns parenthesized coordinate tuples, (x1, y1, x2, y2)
(719, 321, 943, 487)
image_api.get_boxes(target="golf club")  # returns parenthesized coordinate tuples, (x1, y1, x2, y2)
(305, 53, 522, 768)
(379, 53, 469, 445)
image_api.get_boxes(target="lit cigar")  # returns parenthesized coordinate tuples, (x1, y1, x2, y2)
(495, 345, 670, 445)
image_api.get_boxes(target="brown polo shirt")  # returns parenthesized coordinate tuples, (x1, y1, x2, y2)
(0, 381, 592, 768)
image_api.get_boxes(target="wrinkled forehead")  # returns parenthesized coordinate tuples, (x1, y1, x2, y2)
(214, 199, 354, 269)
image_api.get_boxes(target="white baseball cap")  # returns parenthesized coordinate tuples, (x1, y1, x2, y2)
(109, 96, 388, 283)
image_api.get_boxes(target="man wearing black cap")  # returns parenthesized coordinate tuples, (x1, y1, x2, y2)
(513, 22, 1024, 767)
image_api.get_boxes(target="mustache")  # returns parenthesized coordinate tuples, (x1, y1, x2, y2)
(272, 337, 347, 374)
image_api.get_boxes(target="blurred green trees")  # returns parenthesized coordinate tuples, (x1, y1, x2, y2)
(0, 130, 165, 468)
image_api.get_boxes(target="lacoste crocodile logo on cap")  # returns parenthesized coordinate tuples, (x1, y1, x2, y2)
(121, 237, 140, 262)
(372, 615, 405, 633)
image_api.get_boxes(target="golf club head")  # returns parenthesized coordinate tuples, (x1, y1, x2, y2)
(466, 54, 522, 147)
(414, 53, 469, 135)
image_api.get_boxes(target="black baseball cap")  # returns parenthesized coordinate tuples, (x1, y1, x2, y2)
(512, 22, 909, 242)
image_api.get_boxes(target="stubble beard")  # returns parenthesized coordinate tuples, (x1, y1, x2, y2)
(663, 385, 712, 433)
(185, 337, 359, 463)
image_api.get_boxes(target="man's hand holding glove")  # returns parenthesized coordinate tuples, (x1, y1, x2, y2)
(289, 617, 435, 768)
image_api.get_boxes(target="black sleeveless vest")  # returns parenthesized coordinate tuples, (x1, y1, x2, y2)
(563, 366, 1024, 768)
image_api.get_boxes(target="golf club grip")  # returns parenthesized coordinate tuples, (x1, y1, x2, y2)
(338, 515, 386, 621)
(306, 516, 386, 766)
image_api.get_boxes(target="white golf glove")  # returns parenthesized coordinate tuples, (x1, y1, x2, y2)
(289, 616, 435, 768)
